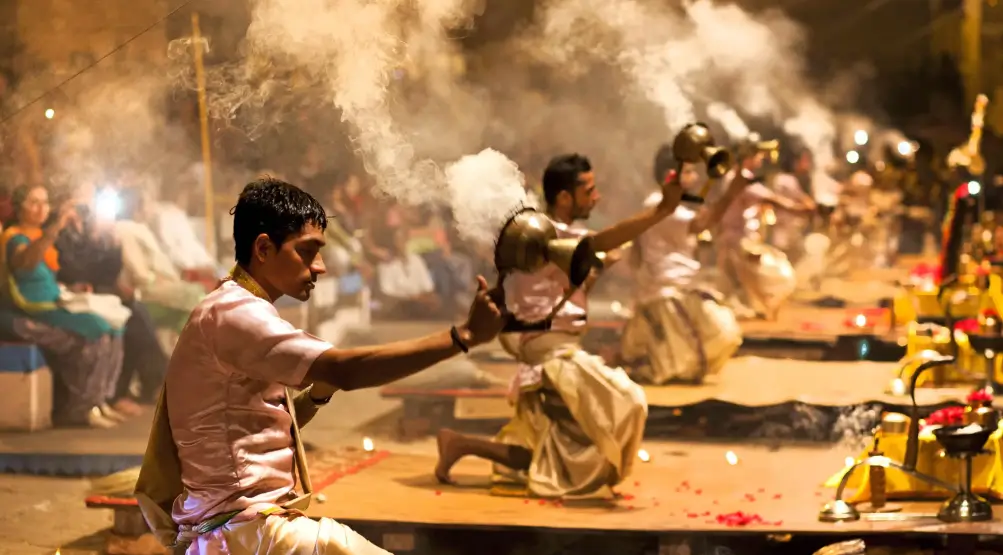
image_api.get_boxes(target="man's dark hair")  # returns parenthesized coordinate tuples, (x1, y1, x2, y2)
(231, 177, 328, 266)
(652, 144, 675, 185)
(542, 153, 592, 206)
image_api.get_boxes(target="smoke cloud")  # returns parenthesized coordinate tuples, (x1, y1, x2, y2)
(171, 0, 861, 240)
(520, 0, 838, 173)
(41, 65, 195, 196)
(185, 0, 528, 249)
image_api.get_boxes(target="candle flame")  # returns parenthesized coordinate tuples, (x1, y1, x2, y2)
(854, 314, 867, 327)
(637, 448, 650, 462)
(362, 437, 374, 452)
(845, 456, 855, 468)
(725, 451, 739, 465)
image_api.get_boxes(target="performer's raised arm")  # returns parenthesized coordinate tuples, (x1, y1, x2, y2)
(540, 154, 684, 253)
(690, 167, 751, 235)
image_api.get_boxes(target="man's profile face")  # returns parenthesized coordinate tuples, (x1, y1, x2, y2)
(743, 152, 766, 172)
(570, 171, 599, 220)
(257, 223, 327, 301)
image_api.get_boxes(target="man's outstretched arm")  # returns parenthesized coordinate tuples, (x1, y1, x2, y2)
(304, 277, 502, 391)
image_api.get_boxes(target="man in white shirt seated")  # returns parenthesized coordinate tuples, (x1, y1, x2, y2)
(149, 182, 224, 279)
(376, 227, 441, 318)
(116, 188, 207, 330)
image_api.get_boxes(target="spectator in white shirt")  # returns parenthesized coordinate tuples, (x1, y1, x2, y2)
(376, 227, 441, 318)
(149, 184, 223, 278)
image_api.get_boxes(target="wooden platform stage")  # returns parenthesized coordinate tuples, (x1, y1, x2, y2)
(304, 442, 1002, 555)
(383, 356, 968, 441)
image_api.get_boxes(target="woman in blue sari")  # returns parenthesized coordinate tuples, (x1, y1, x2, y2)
(0, 185, 125, 428)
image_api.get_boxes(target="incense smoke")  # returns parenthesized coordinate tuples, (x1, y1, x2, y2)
(46, 66, 194, 194)
(706, 102, 751, 140)
(446, 148, 536, 246)
(520, 0, 838, 172)
(195, 0, 530, 248)
(173, 0, 855, 234)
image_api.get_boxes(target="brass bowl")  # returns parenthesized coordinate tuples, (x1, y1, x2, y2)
(881, 412, 910, 435)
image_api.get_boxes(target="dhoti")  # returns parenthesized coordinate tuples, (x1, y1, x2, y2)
(494, 333, 647, 499)
(189, 512, 390, 555)
(725, 239, 797, 318)
(621, 288, 742, 384)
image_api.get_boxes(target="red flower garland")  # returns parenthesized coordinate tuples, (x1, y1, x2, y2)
(968, 389, 993, 404)
(925, 406, 965, 427)
(955, 319, 980, 334)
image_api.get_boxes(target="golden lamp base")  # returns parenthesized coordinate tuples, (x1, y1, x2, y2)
(856, 502, 903, 514)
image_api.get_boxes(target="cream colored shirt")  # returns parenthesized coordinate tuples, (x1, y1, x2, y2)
(152, 202, 217, 271)
(115, 219, 182, 285)
(166, 281, 333, 526)
(377, 253, 435, 299)
(503, 219, 589, 338)
(634, 193, 699, 304)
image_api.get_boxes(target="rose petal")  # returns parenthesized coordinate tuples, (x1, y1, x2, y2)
(434, 491, 442, 496)
(694, 489, 702, 495)
(773, 494, 782, 499)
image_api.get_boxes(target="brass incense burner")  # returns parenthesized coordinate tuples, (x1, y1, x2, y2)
(672, 123, 732, 180)
(492, 208, 602, 333)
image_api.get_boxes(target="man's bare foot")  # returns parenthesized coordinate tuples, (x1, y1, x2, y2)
(434, 428, 464, 484)
(112, 398, 144, 417)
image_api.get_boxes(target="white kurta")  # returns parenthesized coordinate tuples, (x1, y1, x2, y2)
(622, 195, 742, 384)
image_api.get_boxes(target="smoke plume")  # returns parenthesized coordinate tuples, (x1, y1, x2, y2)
(177, 0, 529, 249)
(519, 0, 838, 173)
(175, 0, 856, 237)
(44, 65, 194, 194)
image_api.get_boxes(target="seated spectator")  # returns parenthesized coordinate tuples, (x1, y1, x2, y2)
(55, 193, 169, 415)
(1, 185, 127, 428)
(149, 177, 223, 279)
(115, 189, 206, 328)
(407, 209, 474, 317)
(376, 227, 441, 318)
(321, 186, 373, 301)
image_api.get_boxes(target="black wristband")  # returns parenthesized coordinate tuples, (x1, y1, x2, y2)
(310, 394, 333, 406)
(450, 325, 469, 353)
(305, 384, 333, 406)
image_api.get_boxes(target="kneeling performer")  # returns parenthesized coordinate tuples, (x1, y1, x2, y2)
(620, 145, 749, 384)
(435, 153, 684, 499)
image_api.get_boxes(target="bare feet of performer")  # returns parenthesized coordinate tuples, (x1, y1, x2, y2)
(435, 428, 532, 484)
